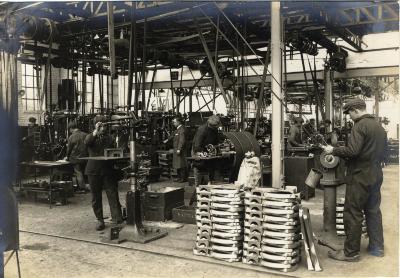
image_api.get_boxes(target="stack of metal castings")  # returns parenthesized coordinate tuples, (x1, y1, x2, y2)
(243, 187, 268, 265)
(242, 187, 302, 272)
(194, 184, 245, 262)
(260, 187, 302, 272)
(336, 198, 367, 237)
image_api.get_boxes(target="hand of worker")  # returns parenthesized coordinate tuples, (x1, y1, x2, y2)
(93, 122, 102, 136)
(176, 150, 181, 155)
(163, 139, 168, 144)
(322, 145, 334, 154)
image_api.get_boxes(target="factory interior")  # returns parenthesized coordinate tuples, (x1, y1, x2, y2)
(0, 1, 399, 277)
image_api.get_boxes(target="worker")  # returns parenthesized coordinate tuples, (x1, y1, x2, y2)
(84, 115, 122, 231)
(21, 117, 39, 161)
(287, 117, 304, 148)
(303, 118, 317, 138)
(164, 117, 187, 182)
(322, 98, 388, 261)
(191, 115, 221, 186)
(65, 121, 88, 192)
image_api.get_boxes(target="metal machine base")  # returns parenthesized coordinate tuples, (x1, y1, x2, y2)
(116, 190, 168, 244)
(118, 224, 168, 244)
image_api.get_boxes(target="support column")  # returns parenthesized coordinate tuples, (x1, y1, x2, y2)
(323, 65, 337, 235)
(271, 1, 284, 188)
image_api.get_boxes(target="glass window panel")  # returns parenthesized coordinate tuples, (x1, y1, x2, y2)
(25, 76, 34, 87)
(26, 100, 35, 111)
(25, 88, 34, 99)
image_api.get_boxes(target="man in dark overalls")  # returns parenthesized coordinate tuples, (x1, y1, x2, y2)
(323, 98, 388, 261)
(85, 115, 122, 231)
(192, 115, 220, 186)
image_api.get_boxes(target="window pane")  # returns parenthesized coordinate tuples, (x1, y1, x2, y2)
(25, 88, 34, 98)
(26, 76, 34, 87)
(86, 83, 92, 92)
(26, 99, 35, 111)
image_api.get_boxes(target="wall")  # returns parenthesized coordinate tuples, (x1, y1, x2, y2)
(17, 63, 60, 126)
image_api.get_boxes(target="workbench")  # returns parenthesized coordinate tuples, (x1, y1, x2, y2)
(19, 160, 73, 208)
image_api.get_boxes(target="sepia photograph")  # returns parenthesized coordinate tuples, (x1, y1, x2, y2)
(0, 1, 399, 277)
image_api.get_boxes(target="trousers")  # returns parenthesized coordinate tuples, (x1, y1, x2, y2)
(344, 174, 384, 256)
(73, 163, 86, 189)
(87, 175, 122, 222)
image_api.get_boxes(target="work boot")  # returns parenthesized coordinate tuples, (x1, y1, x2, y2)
(328, 249, 360, 262)
(96, 220, 105, 231)
(367, 246, 384, 257)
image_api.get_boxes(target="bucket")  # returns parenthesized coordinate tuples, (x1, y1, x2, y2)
(305, 168, 323, 188)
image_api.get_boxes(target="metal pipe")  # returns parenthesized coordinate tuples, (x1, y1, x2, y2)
(141, 18, 147, 113)
(271, 1, 283, 189)
(324, 65, 333, 132)
(127, 7, 135, 110)
(323, 186, 337, 233)
(197, 26, 229, 105)
(107, 1, 116, 78)
(133, 4, 139, 115)
(254, 43, 271, 136)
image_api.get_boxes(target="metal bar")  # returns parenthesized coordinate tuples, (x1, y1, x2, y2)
(105, 75, 109, 111)
(254, 43, 271, 136)
(197, 26, 229, 105)
(212, 15, 220, 110)
(107, 1, 116, 78)
(195, 93, 222, 112)
(127, 7, 134, 111)
(324, 65, 333, 131)
(271, 1, 283, 189)
(141, 18, 147, 112)
(169, 68, 175, 111)
(99, 74, 104, 113)
(133, 4, 139, 115)
(307, 57, 325, 121)
(198, 6, 286, 107)
(146, 69, 157, 112)
(300, 53, 312, 106)
(91, 75, 95, 113)
(82, 58, 87, 114)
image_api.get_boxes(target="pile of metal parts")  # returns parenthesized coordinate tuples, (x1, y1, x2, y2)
(242, 187, 302, 272)
(194, 183, 245, 262)
(336, 198, 367, 237)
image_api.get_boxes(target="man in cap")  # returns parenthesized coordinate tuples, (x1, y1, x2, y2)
(84, 115, 122, 231)
(322, 98, 388, 261)
(288, 117, 305, 148)
(65, 121, 88, 192)
(191, 115, 221, 187)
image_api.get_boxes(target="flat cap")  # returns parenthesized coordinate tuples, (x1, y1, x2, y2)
(207, 115, 221, 126)
(343, 98, 366, 114)
(93, 115, 106, 124)
(294, 117, 304, 124)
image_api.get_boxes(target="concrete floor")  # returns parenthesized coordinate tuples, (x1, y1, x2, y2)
(4, 165, 399, 278)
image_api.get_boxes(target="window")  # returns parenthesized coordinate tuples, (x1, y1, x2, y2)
(77, 69, 93, 112)
(21, 64, 42, 111)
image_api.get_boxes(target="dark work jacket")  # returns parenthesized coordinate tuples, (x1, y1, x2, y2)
(192, 124, 219, 153)
(332, 114, 388, 186)
(288, 125, 302, 147)
(172, 125, 187, 169)
(66, 130, 88, 164)
(84, 132, 114, 175)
